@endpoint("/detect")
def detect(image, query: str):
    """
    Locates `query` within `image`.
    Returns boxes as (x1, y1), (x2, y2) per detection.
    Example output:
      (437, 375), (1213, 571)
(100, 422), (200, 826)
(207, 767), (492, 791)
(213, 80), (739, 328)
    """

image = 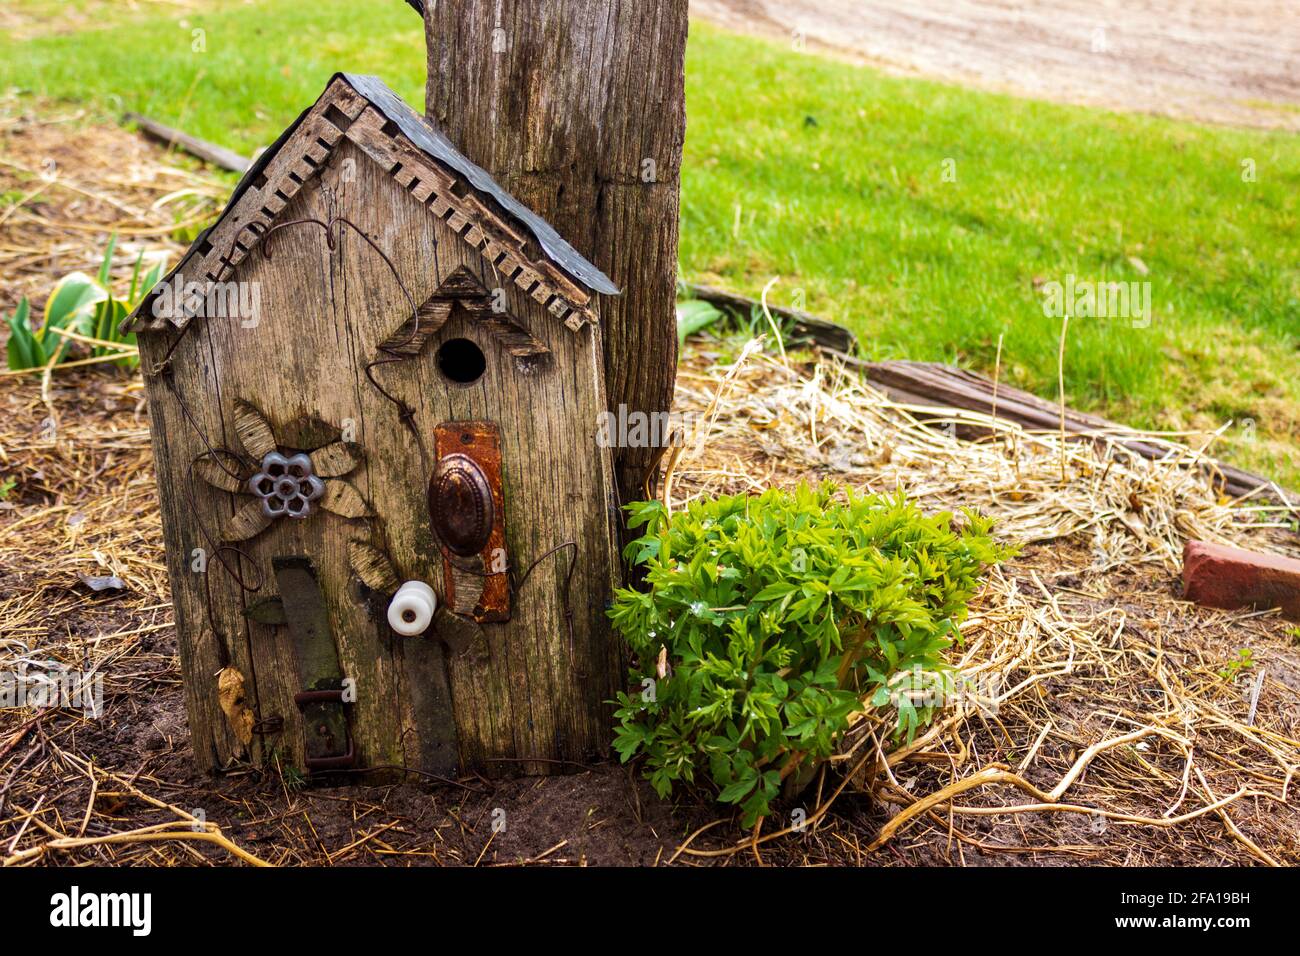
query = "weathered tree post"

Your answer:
(423, 0), (689, 509)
